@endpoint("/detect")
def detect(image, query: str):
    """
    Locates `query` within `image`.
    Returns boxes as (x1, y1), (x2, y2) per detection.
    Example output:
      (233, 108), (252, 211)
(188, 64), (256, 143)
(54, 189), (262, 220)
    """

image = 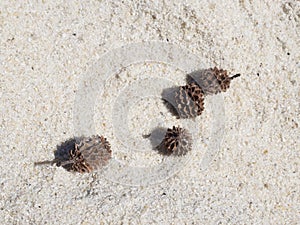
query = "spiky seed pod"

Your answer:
(157, 126), (192, 156)
(182, 83), (205, 116)
(59, 135), (112, 173)
(34, 135), (112, 173)
(188, 67), (240, 95)
(175, 83), (205, 118)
